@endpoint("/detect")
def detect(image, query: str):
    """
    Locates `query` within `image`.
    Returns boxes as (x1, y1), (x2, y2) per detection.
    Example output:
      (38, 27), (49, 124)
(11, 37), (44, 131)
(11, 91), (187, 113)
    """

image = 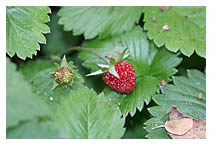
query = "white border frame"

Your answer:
(1, 0), (211, 145)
